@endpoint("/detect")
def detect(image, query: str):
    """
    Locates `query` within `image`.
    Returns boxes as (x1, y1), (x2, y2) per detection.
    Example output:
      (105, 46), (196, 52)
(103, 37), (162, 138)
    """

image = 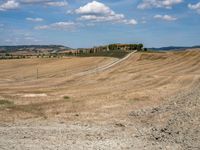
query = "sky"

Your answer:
(0, 0), (200, 48)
